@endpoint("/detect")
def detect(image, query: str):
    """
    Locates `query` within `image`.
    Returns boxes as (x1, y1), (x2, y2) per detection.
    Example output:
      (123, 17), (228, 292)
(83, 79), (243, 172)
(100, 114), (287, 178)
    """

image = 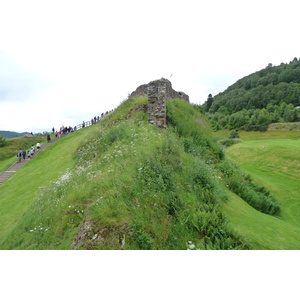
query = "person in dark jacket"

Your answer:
(17, 150), (22, 162)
